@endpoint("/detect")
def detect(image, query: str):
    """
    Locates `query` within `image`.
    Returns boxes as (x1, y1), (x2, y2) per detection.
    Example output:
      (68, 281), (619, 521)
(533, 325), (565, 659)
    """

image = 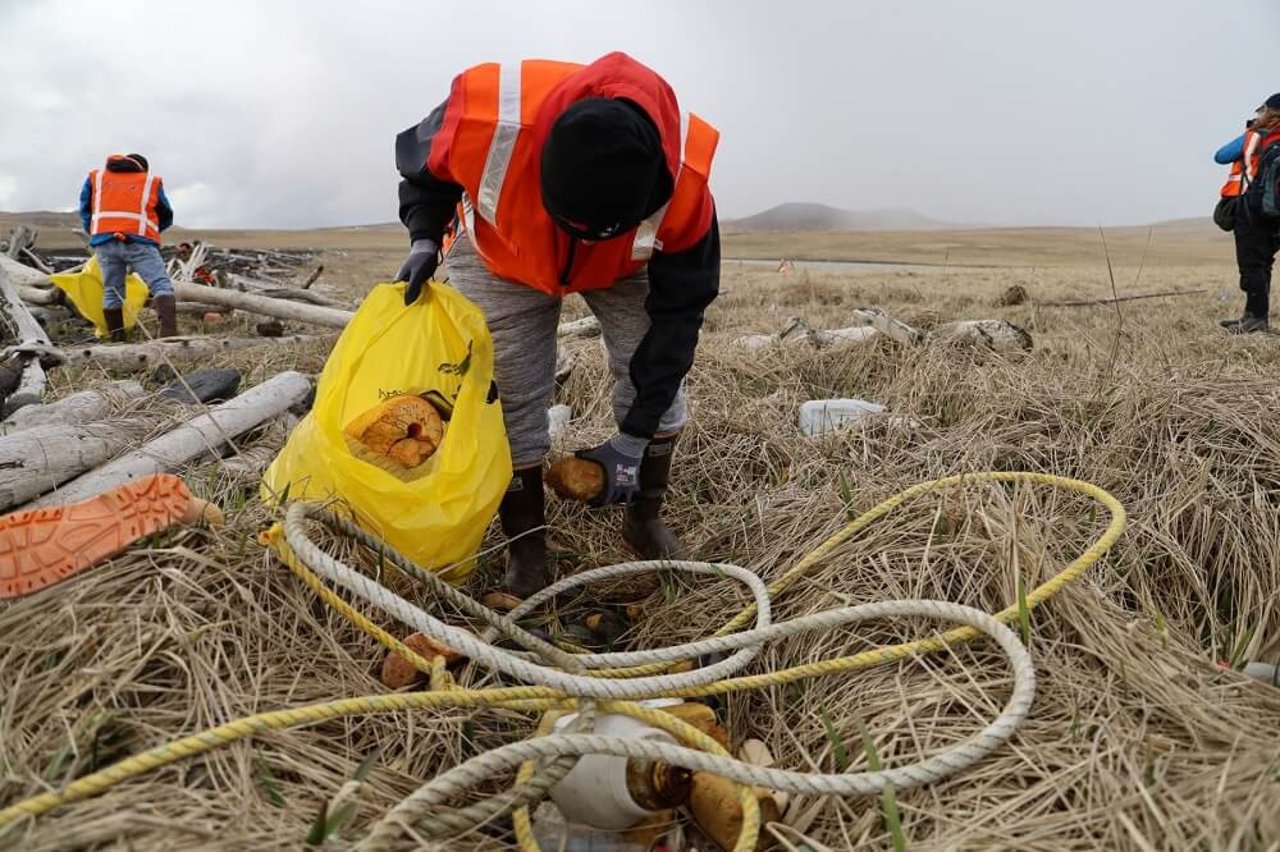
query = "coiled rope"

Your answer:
(0, 472), (1126, 852)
